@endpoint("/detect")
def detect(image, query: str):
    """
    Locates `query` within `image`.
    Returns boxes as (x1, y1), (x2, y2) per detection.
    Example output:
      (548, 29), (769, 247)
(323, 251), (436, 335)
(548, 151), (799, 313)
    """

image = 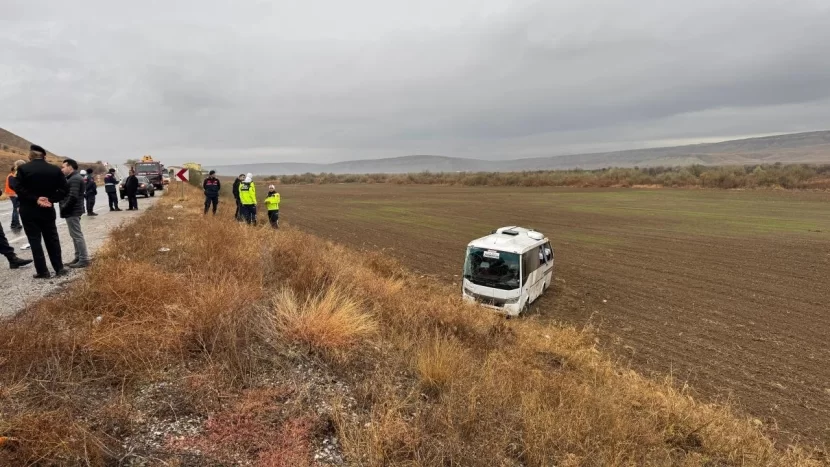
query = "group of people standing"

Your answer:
(103, 167), (142, 211)
(212, 172), (280, 228)
(0, 145), (93, 278)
